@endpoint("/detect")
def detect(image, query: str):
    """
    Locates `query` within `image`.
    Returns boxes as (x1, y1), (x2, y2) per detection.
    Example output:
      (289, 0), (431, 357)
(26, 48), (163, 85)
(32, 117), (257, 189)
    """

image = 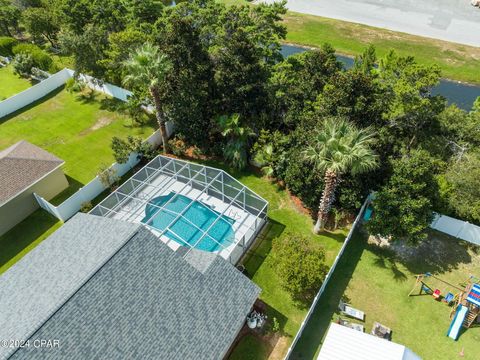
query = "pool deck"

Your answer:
(260, 0), (480, 47)
(109, 173), (259, 263)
